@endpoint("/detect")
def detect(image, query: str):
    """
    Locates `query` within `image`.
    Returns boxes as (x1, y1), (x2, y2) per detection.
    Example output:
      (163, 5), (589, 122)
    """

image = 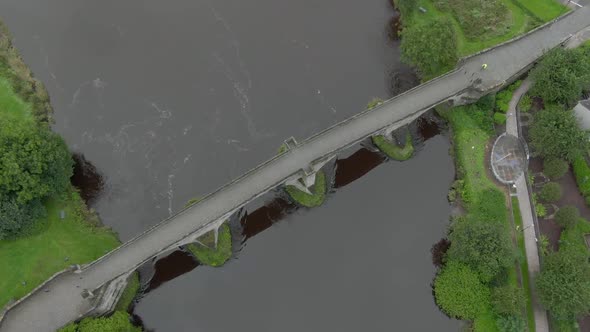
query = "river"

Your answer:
(0, 0), (459, 330)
